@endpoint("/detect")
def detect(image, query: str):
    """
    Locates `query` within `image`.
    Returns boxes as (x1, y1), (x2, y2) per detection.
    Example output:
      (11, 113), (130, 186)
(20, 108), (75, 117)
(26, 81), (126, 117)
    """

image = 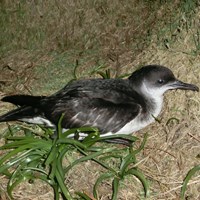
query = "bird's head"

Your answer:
(129, 65), (199, 98)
